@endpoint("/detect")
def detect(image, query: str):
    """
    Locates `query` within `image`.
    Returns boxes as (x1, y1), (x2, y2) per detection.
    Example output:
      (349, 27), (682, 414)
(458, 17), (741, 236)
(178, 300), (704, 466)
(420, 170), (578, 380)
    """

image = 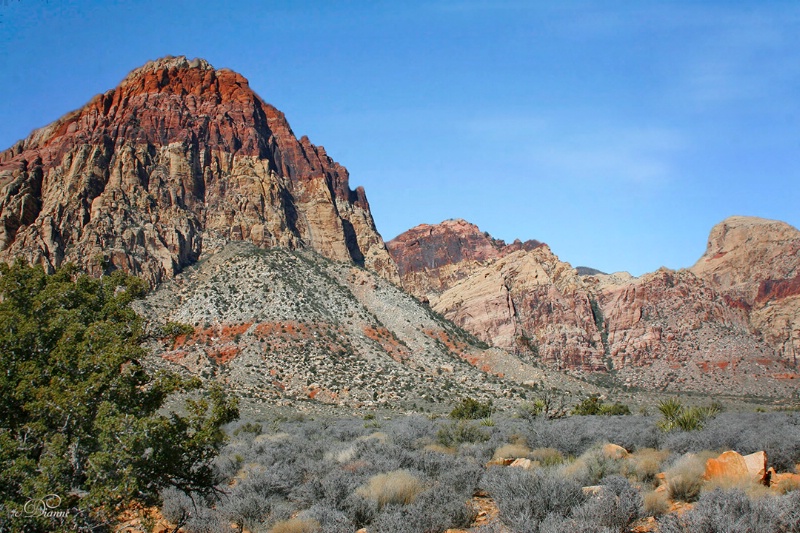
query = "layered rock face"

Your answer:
(389, 218), (798, 394)
(690, 216), (800, 365)
(0, 56), (397, 284)
(386, 219), (542, 299)
(388, 219), (606, 371)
